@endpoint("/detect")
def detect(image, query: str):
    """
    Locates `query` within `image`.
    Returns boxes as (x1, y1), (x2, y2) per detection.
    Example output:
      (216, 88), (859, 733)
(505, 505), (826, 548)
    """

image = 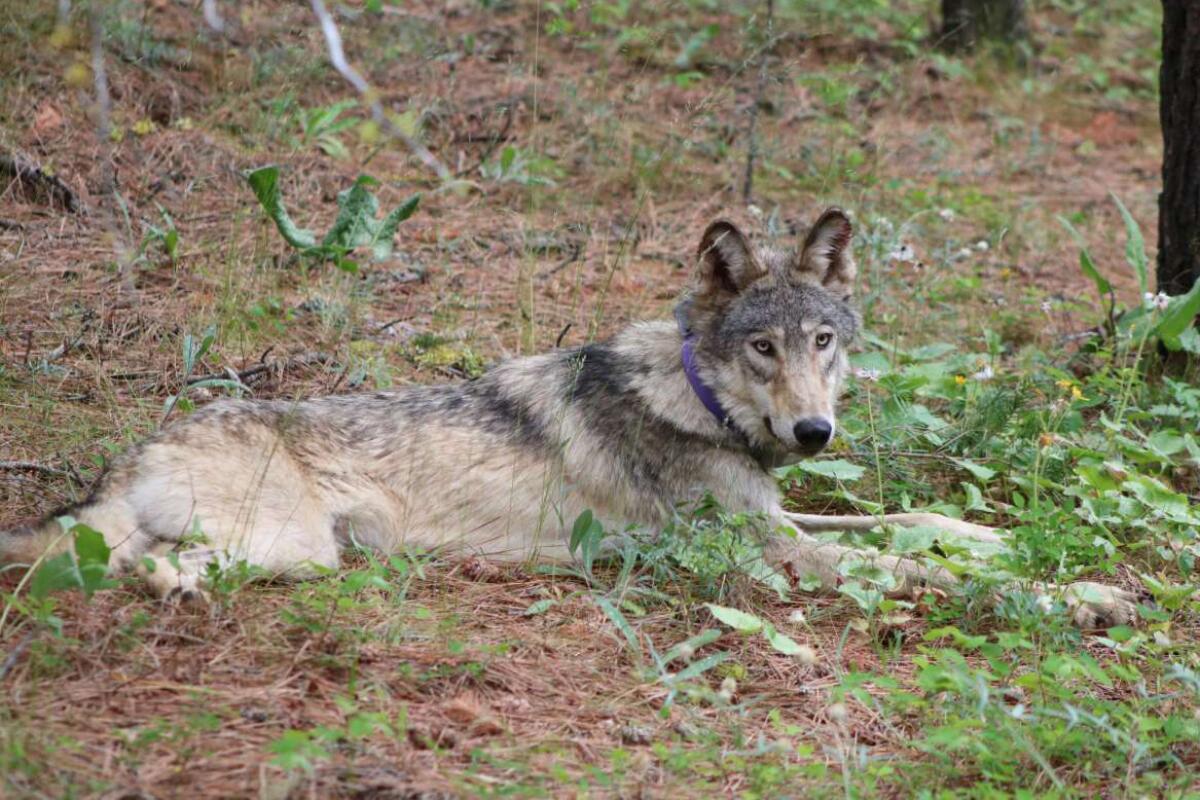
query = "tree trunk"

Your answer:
(940, 0), (1027, 52)
(1158, 1), (1200, 297)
